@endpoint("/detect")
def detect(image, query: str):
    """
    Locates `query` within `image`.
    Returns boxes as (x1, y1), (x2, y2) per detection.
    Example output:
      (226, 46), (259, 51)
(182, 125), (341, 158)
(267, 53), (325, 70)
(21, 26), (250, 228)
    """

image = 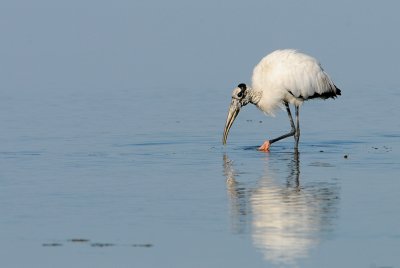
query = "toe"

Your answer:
(258, 140), (270, 151)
